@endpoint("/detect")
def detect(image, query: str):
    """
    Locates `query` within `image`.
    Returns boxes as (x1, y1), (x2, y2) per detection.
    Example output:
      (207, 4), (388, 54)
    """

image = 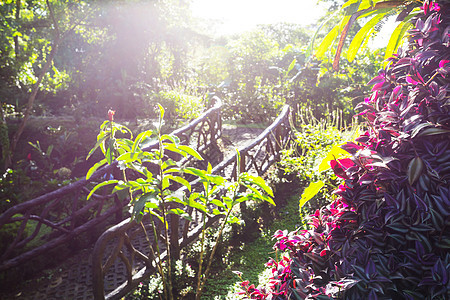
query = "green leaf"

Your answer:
(158, 103), (165, 121)
(145, 201), (159, 210)
(226, 215), (242, 225)
(86, 158), (107, 180)
(132, 194), (153, 219)
(247, 187), (275, 205)
(316, 23), (340, 59)
(300, 181), (324, 209)
(234, 196), (249, 204)
(168, 208), (193, 221)
(184, 167), (206, 178)
(86, 134), (109, 160)
(212, 208), (222, 215)
(140, 136), (158, 149)
(211, 199), (225, 208)
(111, 181), (129, 193)
(240, 173), (274, 197)
(287, 58), (297, 75)
(87, 179), (119, 200)
(105, 138), (116, 164)
(99, 120), (110, 130)
(133, 130), (153, 153)
(205, 174), (226, 186)
(318, 144), (351, 172)
(384, 20), (413, 61)
(161, 134), (180, 146)
(243, 183), (263, 199)
(223, 196), (233, 210)
(116, 139), (133, 153)
(114, 123), (133, 137)
(162, 177), (170, 190)
(141, 193), (159, 209)
(163, 166), (181, 174)
(347, 12), (386, 62)
(117, 152), (141, 163)
(165, 175), (191, 192)
(164, 144), (187, 157)
(187, 194), (208, 213)
(161, 159), (177, 171)
(407, 157), (424, 185)
(46, 144), (54, 157)
(177, 144), (203, 160)
(236, 150), (241, 177)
